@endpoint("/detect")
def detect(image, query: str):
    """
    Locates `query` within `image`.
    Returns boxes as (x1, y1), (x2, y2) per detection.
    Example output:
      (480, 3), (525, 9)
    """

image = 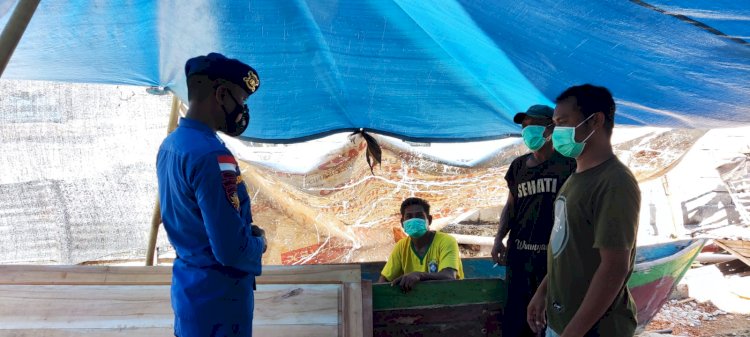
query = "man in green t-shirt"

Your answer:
(527, 84), (641, 337)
